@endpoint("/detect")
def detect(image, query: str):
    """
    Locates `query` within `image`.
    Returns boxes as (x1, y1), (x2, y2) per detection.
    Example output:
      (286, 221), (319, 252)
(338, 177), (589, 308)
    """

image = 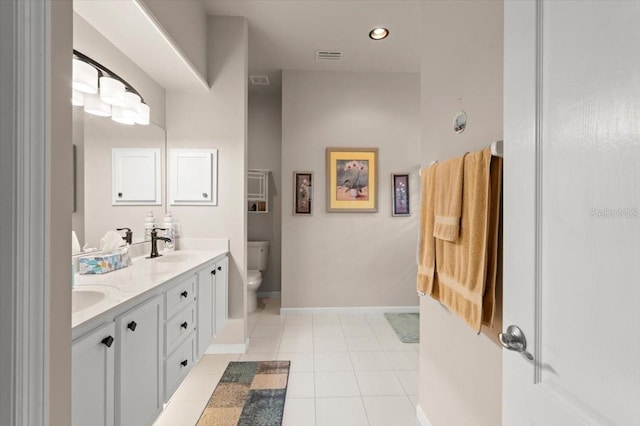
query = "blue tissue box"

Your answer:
(78, 253), (126, 275)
